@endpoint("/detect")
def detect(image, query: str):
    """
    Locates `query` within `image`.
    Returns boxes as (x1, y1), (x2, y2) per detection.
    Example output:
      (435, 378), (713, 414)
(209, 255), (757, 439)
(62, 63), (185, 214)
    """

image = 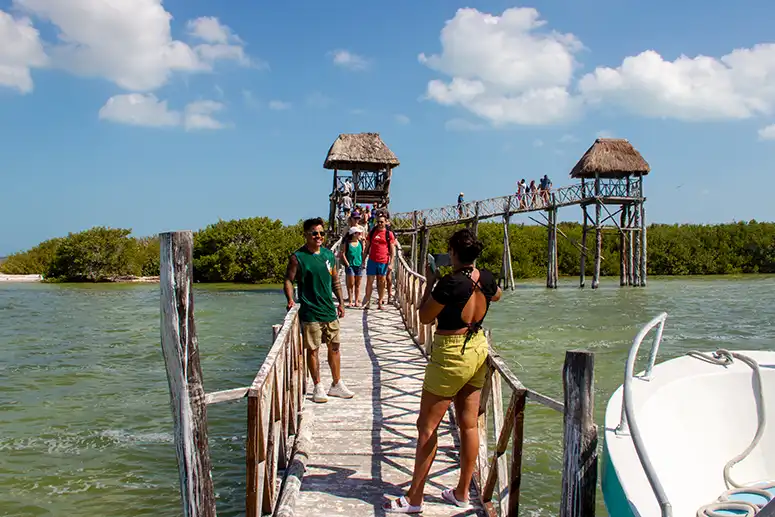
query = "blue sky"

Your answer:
(1, 0), (774, 255)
